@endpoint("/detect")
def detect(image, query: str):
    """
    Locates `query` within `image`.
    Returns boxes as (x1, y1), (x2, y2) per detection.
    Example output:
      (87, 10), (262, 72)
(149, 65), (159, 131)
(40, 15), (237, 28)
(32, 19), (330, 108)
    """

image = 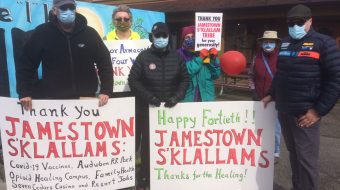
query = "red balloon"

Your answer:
(219, 51), (247, 75)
